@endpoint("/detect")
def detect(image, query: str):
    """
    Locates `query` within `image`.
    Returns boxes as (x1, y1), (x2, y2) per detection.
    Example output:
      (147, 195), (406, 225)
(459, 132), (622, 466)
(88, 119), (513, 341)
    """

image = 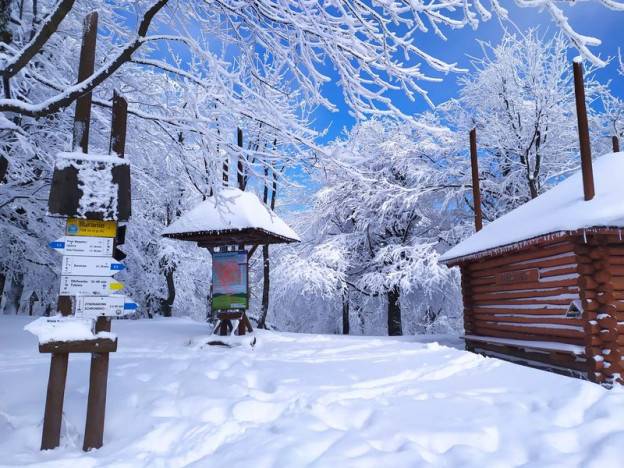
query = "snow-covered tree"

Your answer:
(443, 30), (611, 221)
(276, 118), (465, 336)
